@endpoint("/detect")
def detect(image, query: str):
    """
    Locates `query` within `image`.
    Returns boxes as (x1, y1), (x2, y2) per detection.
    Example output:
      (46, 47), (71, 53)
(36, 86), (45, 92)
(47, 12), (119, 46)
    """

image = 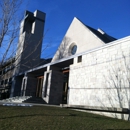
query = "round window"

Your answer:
(71, 45), (77, 55)
(68, 43), (77, 55)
